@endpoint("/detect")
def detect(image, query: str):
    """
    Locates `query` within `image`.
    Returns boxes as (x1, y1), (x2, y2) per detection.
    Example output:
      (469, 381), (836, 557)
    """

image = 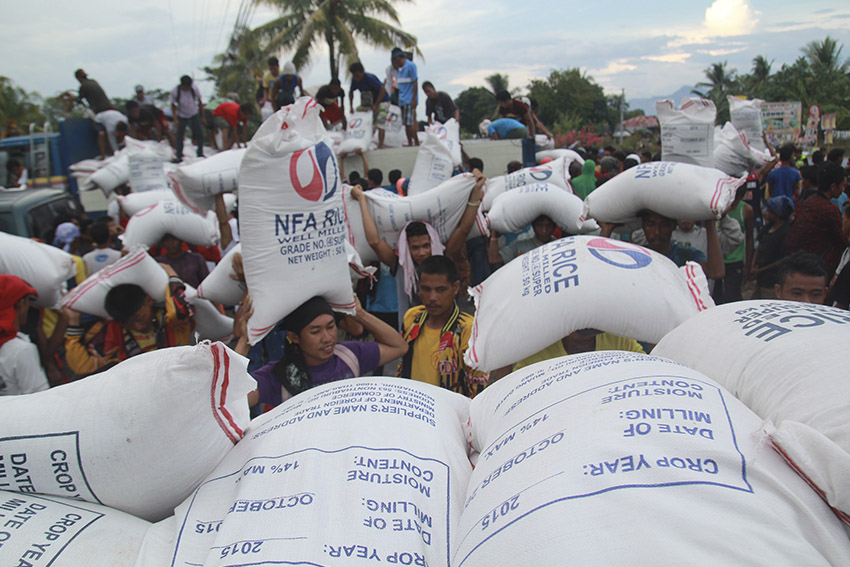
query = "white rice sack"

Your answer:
(713, 122), (770, 177)
(534, 134), (554, 150)
(653, 300), (850, 525)
(482, 156), (572, 211)
(184, 285), (234, 341)
(408, 129), (455, 195)
(196, 243), (245, 306)
(427, 118), (462, 166)
(536, 148), (584, 165)
(0, 232), (75, 309)
(381, 104), (406, 147)
(346, 239), (377, 281)
(657, 97), (716, 167)
(165, 378), (472, 567)
(88, 154), (130, 194)
(61, 246), (167, 318)
(457, 352), (850, 566)
(122, 200), (219, 248)
(132, 516), (176, 567)
(240, 97), (354, 344)
(583, 161), (745, 224)
(729, 95), (766, 151)
(168, 148), (246, 215)
(487, 183), (586, 234)
(336, 111), (373, 154)
(128, 147), (168, 193)
(466, 236), (713, 371)
(343, 174), (488, 265)
(0, 342), (255, 521)
(117, 189), (175, 217)
(0, 491), (151, 567)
